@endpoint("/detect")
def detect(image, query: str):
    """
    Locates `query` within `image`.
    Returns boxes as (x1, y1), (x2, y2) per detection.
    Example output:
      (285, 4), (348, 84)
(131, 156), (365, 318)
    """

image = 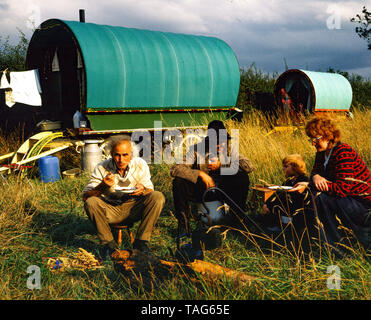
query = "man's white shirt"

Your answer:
(83, 157), (154, 204)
